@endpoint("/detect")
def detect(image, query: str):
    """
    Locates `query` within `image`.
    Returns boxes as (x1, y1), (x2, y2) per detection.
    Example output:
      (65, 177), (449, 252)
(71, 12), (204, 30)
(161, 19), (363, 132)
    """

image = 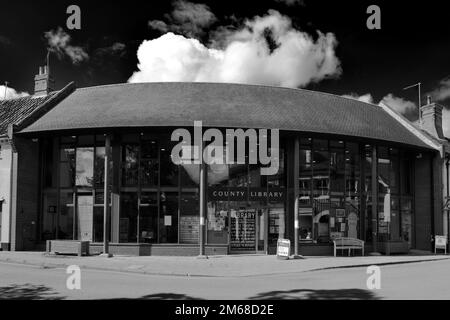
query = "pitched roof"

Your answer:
(0, 82), (75, 137)
(0, 93), (57, 136)
(19, 82), (433, 150)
